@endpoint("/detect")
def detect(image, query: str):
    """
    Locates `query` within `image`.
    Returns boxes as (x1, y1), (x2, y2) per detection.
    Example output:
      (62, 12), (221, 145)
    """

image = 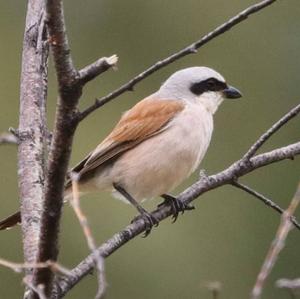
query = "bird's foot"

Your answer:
(132, 210), (159, 237)
(159, 194), (195, 223)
